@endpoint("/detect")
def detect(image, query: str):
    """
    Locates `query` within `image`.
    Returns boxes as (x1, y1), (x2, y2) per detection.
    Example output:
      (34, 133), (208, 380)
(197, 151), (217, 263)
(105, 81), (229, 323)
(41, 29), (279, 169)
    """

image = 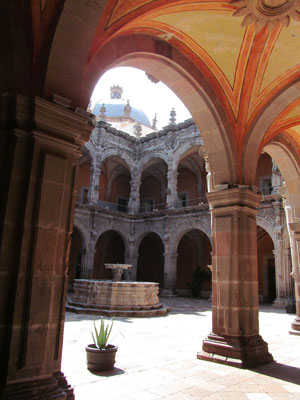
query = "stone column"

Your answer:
(82, 239), (96, 279)
(162, 252), (178, 296)
(272, 243), (289, 307)
(89, 160), (101, 204)
(289, 221), (300, 335)
(271, 161), (283, 194)
(128, 168), (141, 213)
(125, 248), (138, 281)
(0, 94), (92, 398)
(198, 187), (273, 368)
(166, 162), (178, 208)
